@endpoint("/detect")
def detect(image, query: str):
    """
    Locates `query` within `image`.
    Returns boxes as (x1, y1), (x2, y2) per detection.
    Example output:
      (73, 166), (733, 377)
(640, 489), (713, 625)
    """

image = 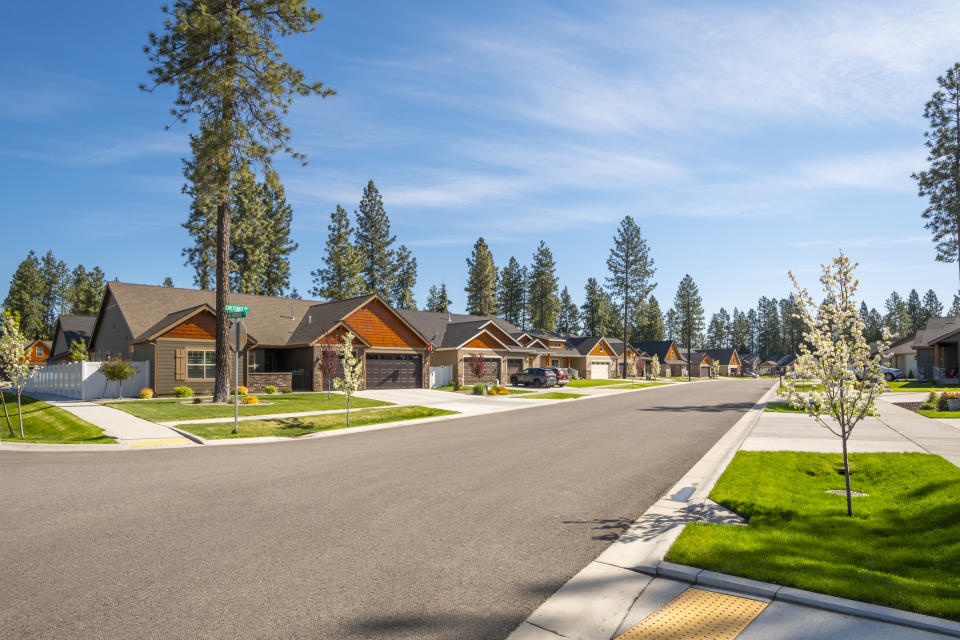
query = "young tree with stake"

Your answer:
(650, 354), (661, 380)
(333, 333), (363, 427)
(782, 254), (890, 517)
(0, 311), (39, 438)
(143, 1), (333, 402)
(99, 360), (141, 399)
(317, 342), (338, 399)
